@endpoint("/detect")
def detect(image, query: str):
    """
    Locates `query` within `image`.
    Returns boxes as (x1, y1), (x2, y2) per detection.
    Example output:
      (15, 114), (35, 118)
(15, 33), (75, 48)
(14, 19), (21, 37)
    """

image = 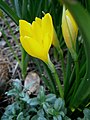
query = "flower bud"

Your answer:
(62, 6), (78, 57)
